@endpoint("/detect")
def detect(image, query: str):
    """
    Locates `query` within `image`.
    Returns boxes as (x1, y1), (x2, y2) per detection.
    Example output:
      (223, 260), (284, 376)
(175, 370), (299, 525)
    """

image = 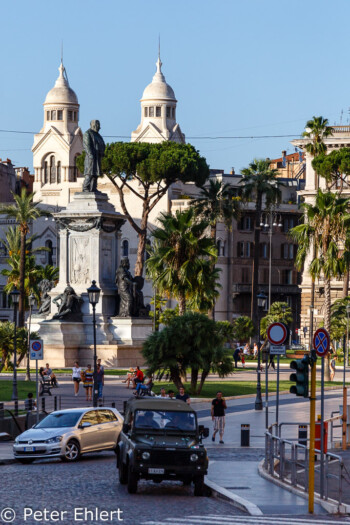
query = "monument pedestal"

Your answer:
(36, 191), (152, 367)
